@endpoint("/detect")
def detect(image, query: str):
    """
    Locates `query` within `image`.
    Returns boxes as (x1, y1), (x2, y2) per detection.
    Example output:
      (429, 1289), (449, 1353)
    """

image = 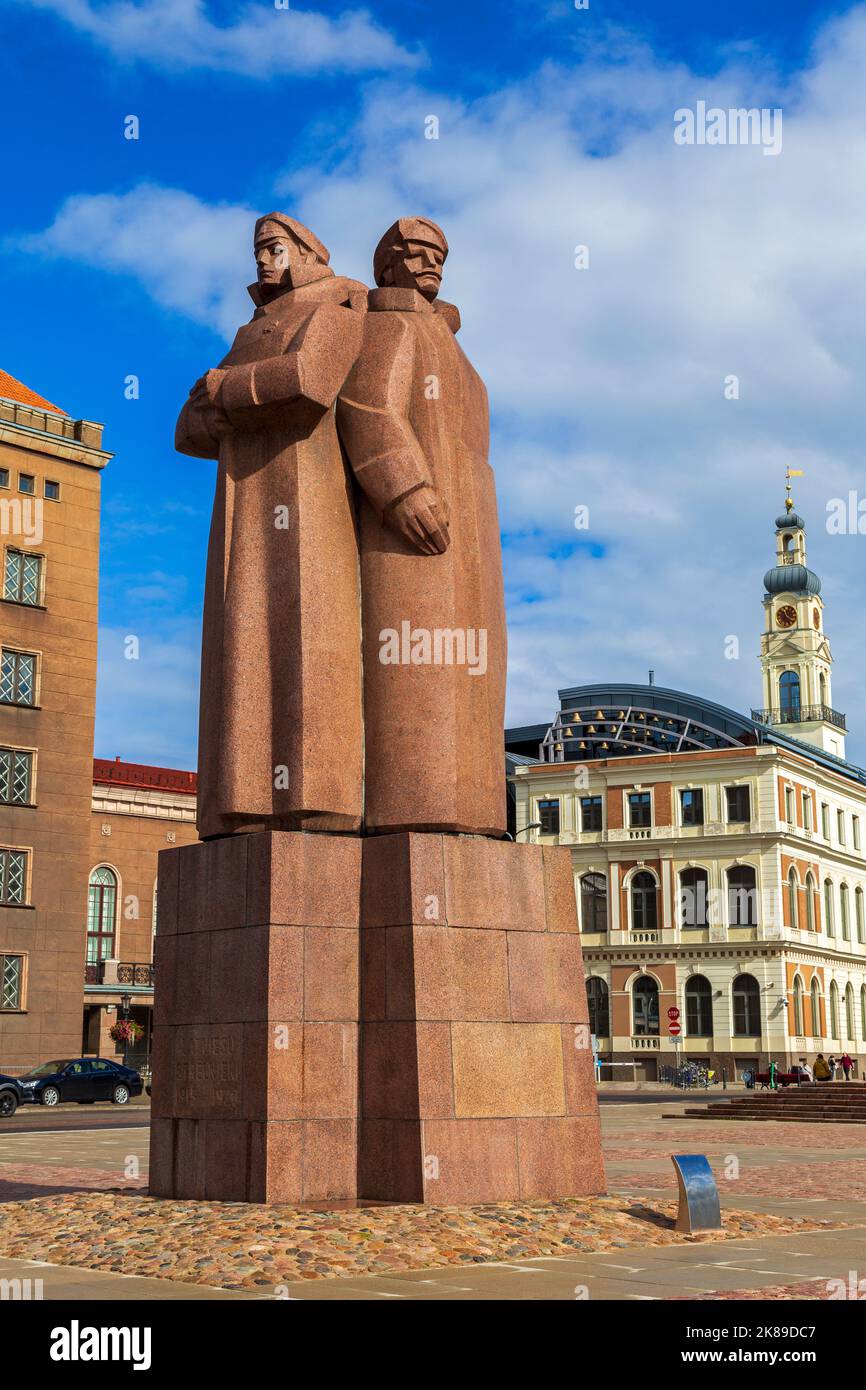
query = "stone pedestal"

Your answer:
(358, 833), (604, 1203)
(149, 831), (362, 1203)
(150, 830), (604, 1205)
